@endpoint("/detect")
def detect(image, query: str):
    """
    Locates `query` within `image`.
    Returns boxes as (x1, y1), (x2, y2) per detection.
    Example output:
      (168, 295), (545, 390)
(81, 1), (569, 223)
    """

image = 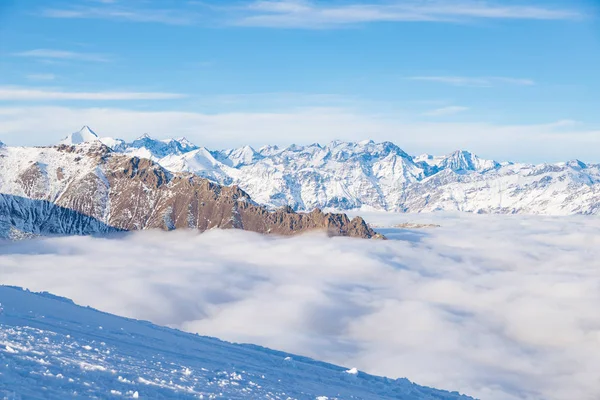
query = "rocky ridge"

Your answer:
(0, 141), (380, 239)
